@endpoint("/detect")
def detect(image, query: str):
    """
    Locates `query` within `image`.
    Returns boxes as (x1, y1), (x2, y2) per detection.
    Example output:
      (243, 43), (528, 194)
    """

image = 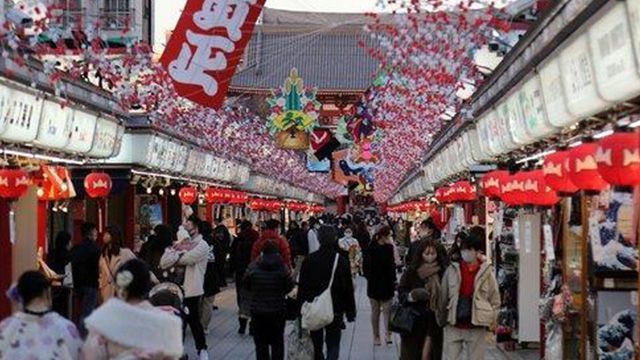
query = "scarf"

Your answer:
(417, 262), (441, 311)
